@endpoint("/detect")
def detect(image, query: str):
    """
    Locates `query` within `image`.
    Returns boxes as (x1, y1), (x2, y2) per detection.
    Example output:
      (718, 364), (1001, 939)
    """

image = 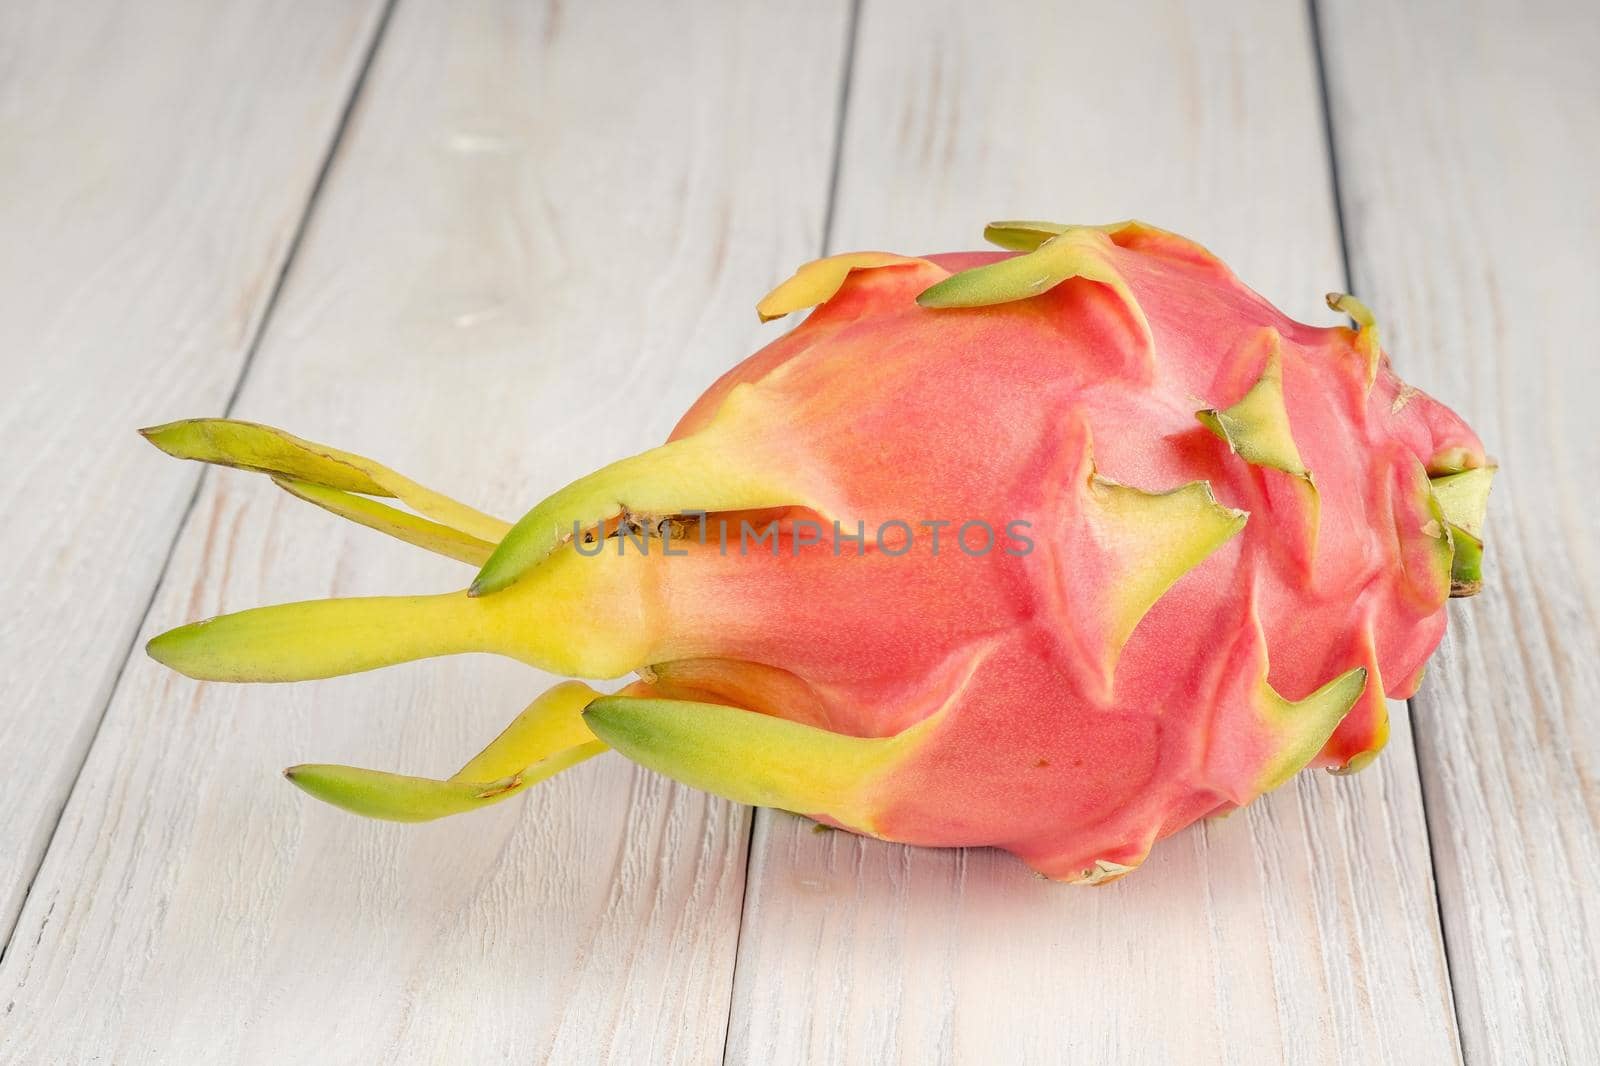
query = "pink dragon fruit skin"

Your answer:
(142, 220), (1491, 883)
